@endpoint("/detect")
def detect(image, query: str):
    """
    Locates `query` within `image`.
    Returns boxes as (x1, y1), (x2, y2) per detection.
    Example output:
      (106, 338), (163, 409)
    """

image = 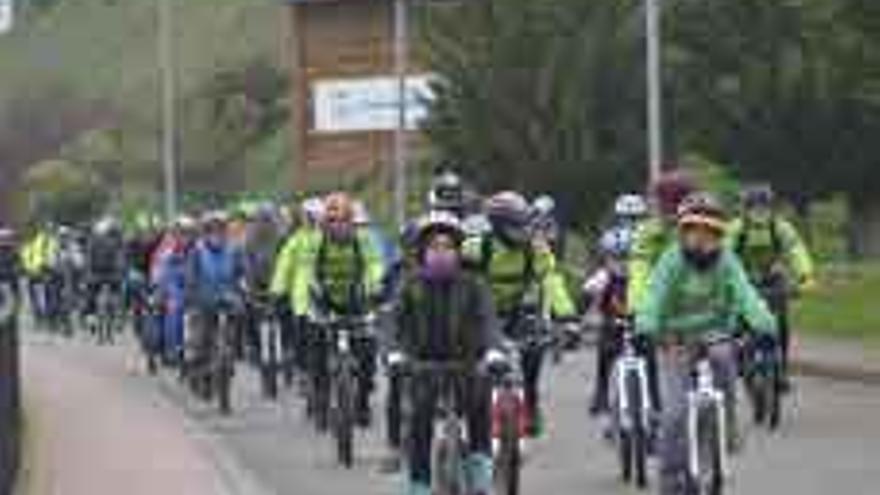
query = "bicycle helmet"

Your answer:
(428, 170), (465, 213)
(532, 195), (556, 217)
(677, 192), (727, 234)
(652, 170), (696, 217)
(613, 193), (648, 219)
(300, 197), (325, 225)
(485, 191), (531, 227)
(598, 227), (632, 258)
(741, 184), (775, 209)
(414, 210), (465, 248)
